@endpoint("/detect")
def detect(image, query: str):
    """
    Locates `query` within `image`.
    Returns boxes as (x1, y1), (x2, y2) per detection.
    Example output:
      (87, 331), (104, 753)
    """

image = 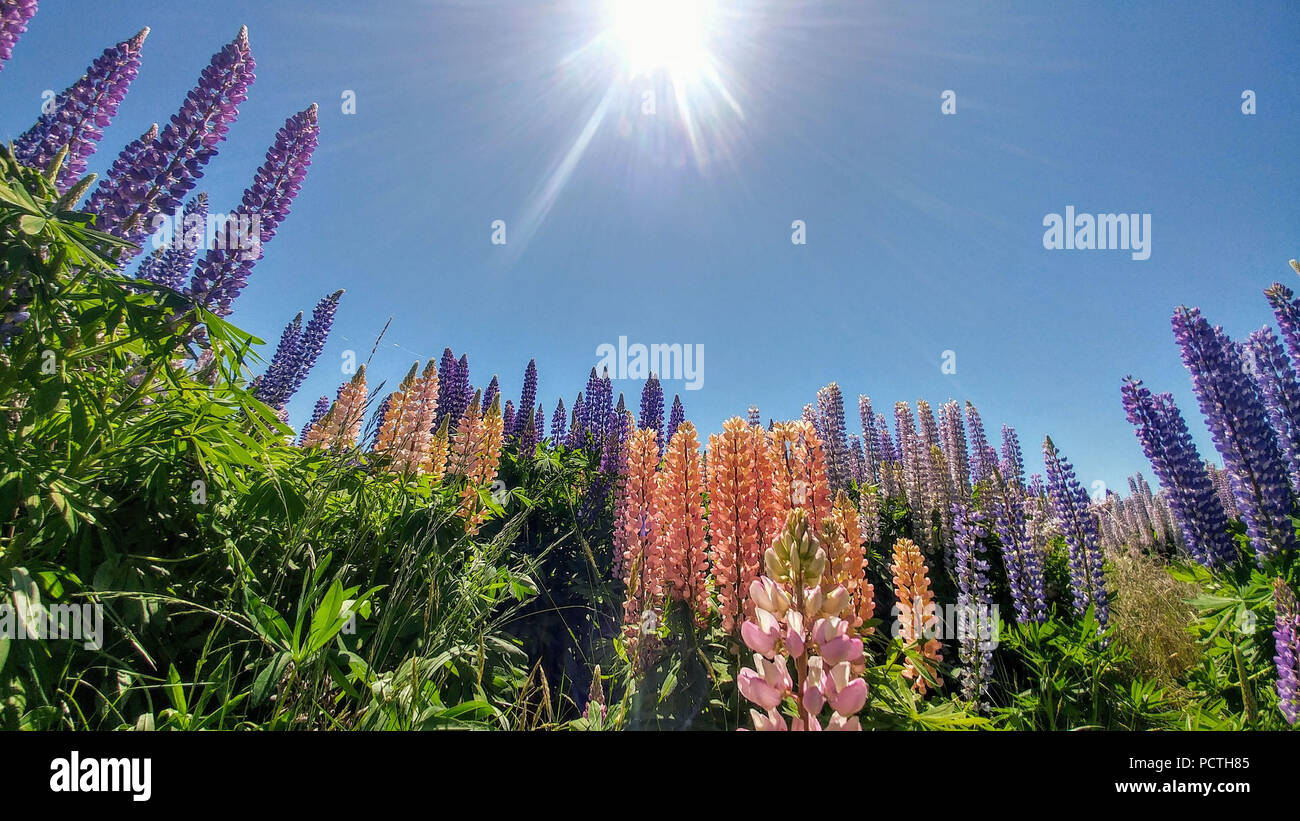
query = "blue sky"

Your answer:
(2, 0), (1298, 492)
